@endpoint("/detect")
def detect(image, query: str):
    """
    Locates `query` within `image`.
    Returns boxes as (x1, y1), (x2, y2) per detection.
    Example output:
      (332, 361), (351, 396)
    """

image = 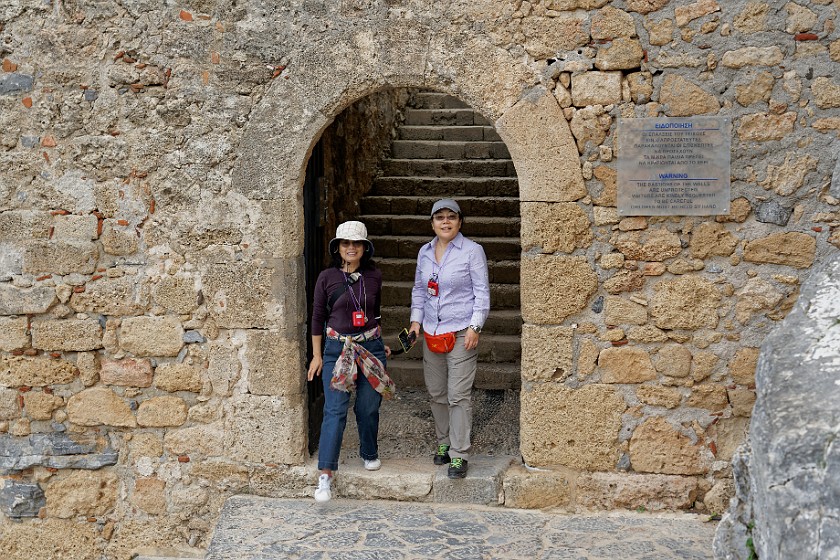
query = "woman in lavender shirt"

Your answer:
(408, 199), (491, 479)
